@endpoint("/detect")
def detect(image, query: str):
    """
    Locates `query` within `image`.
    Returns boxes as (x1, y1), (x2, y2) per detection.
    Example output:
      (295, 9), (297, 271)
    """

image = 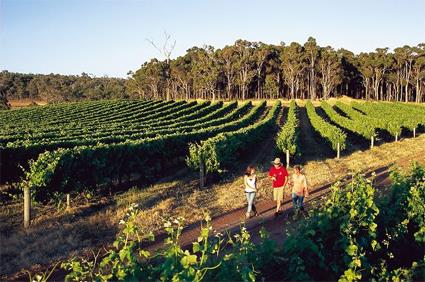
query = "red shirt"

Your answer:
(269, 166), (288, 188)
